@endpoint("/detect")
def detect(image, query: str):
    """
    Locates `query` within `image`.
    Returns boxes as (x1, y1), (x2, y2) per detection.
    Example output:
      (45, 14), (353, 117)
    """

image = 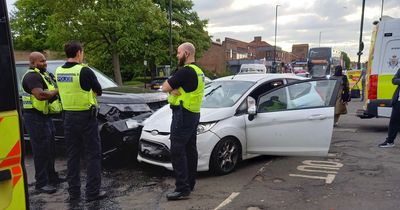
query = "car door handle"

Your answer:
(308, 114), (327, 120)
(0, 169), (12, 182)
